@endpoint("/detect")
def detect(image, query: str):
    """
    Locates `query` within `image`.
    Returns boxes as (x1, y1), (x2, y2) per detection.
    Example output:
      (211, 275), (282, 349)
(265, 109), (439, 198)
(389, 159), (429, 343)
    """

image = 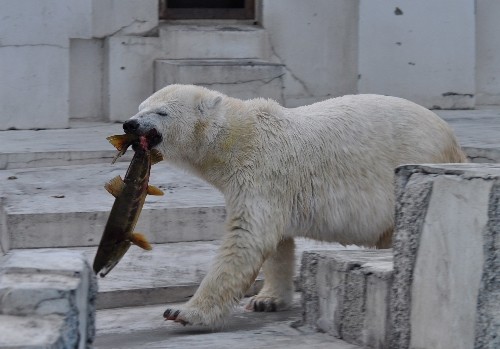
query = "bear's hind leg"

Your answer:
(246, 237), (295, 312)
